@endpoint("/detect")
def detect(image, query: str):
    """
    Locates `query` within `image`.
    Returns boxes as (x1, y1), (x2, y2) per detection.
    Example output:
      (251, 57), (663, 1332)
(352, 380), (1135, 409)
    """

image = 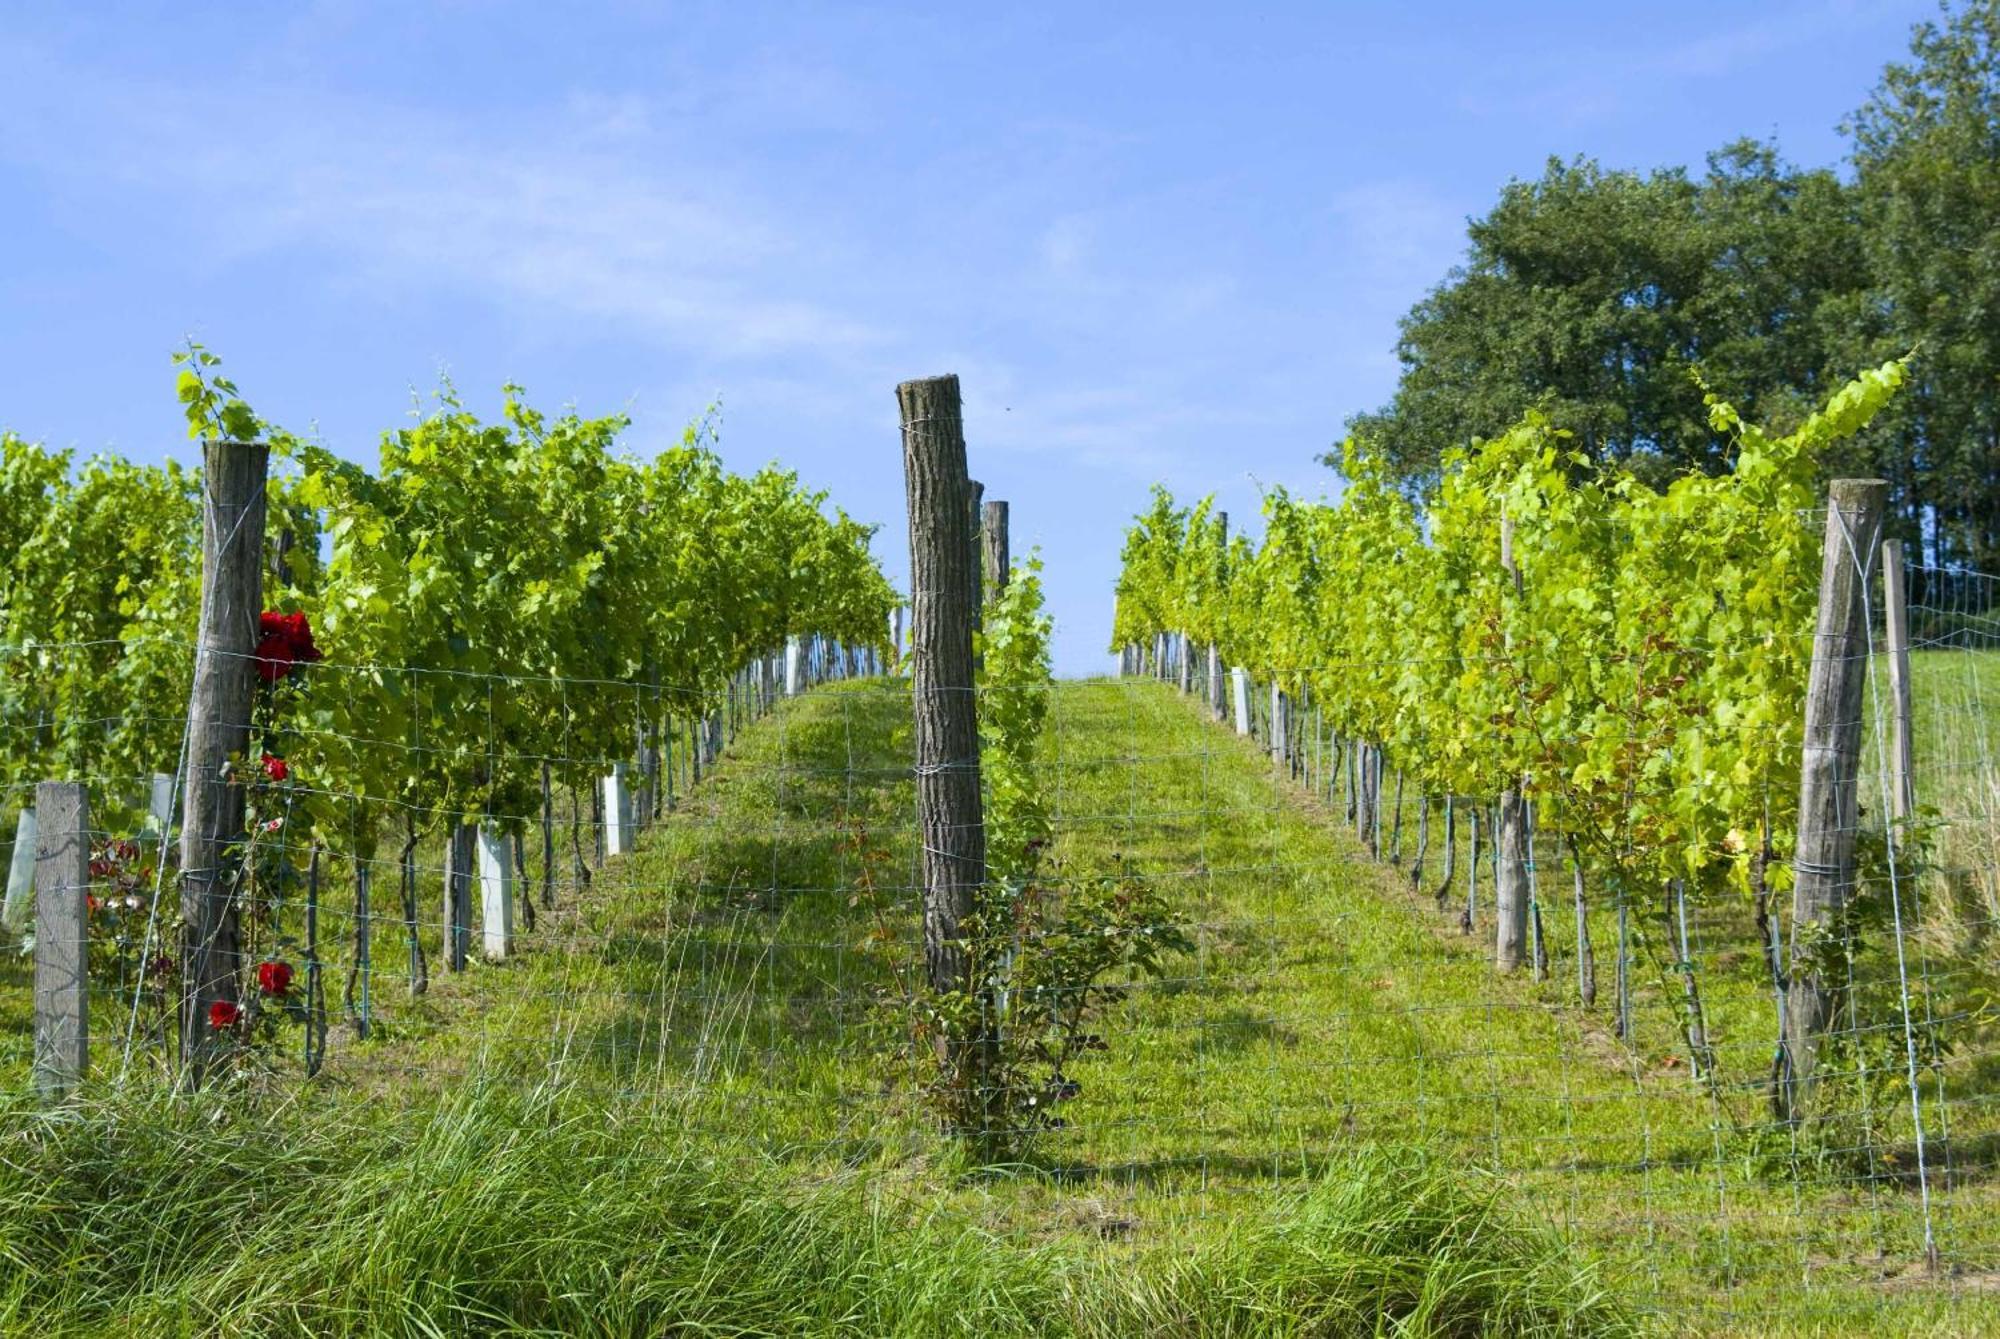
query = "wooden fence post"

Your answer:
(1780, 478), (1889, 1123)
(32, 780), (87, 1098)
(1231, 667), (1251, 736)
(897, 373), (986, 1001)
(442, 821), (474, 973)
(1495, 512), (1530, 973)
(179, 436), (269, 1080)
(603, 762), (633, 855)
(1883, 540), (1916, 821)
(982, 499), (1010, 599)
(785, 636), (803, 696)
